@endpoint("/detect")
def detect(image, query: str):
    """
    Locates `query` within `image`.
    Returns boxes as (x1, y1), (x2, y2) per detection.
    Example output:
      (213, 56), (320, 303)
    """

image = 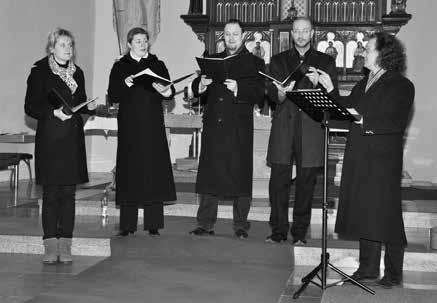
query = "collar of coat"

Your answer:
(121, 52), (159, 64)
